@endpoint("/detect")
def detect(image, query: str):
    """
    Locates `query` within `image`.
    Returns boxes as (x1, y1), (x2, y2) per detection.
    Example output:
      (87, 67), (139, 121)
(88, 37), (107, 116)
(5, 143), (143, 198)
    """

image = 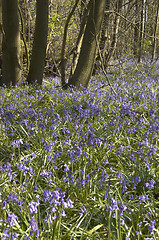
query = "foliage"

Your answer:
(0, 60), (159, 239)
